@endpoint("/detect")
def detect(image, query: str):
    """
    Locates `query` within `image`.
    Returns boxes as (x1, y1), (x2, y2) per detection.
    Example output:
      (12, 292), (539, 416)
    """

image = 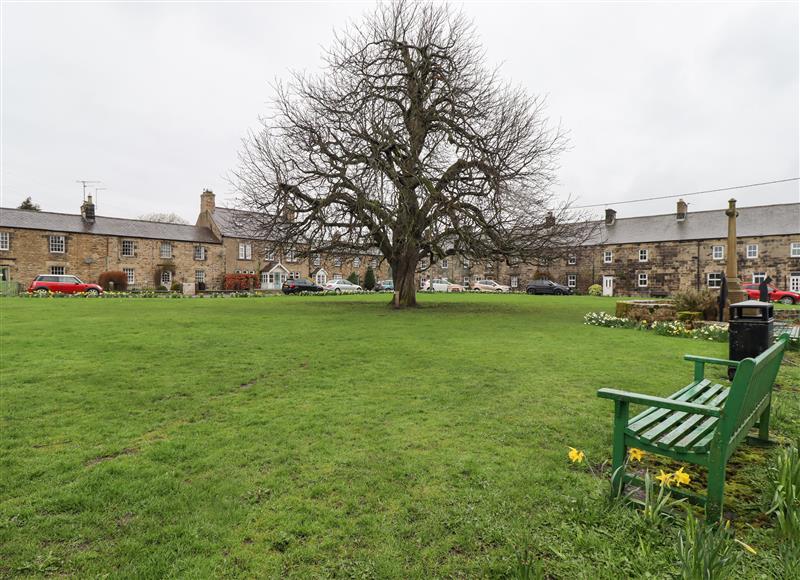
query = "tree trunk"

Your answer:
(391, 252), (418, 308)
